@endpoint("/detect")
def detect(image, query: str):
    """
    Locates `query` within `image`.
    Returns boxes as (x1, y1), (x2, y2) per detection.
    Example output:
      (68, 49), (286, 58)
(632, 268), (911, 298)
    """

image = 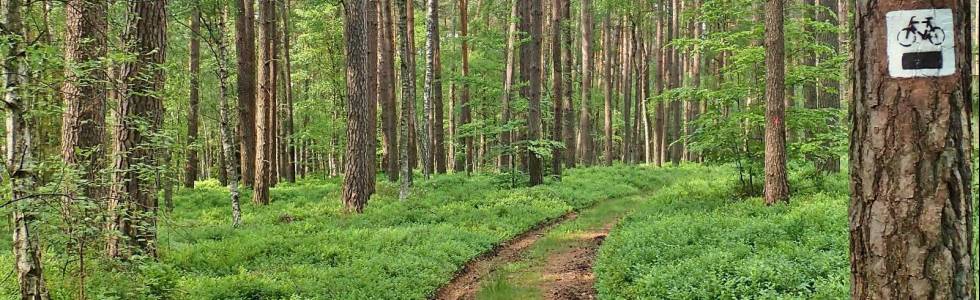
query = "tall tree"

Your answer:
(815, 0), (839, 172)
(379, 0), (399, 181)
(62, 0), (108, 201)
(253, 0), (275, 205)
(364, 0), (379, 188)
(652, 3), (665, 166)
(235, 0), (257, 186)
(602, 15), (614, 166)
(4, 0), (50, 296)
(342, 0), (375, 212)
(185, 4), (202, 188)
(518, 0), (543, 185)
(279, 0), (297, 182)
(432, 4), (447, 175)
(578, 0), (594, 165)
(208, 5), (243, 226)
(850, 1), (974, 298)
(499, 0), (518, 170)
(621, 21), (633, 164)
(423, 0), (442, 178)
(560, 0), (575, 168)
(107, 0), (168, 258)
(549, 0), (564, 176)
(397, 0), (417, 199)
(458, 0), (473, 173)
(762, 0), (789, 205)
(668, 0), (682, 165)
